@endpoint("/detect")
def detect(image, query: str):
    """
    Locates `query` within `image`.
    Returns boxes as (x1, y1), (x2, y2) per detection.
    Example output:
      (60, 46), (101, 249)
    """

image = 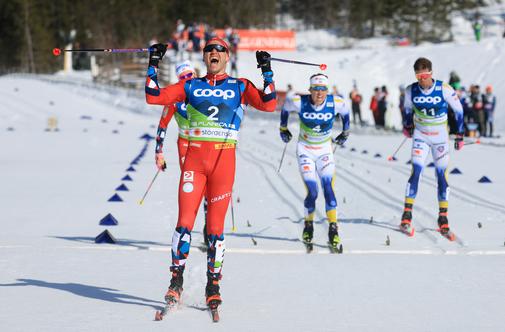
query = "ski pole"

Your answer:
(277, 143), (288, 173)
(52, 46), (165, 57)
(138, 169), (161, 205)
(387, 136), (408, 161)
(230, 196), (237, 232)
(269, 57), (327, 71)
